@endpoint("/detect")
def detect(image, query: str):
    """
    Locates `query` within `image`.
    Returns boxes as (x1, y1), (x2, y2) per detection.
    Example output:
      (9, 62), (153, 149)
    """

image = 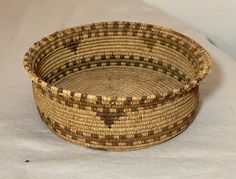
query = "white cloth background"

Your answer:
(0, 0), (236, 178)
